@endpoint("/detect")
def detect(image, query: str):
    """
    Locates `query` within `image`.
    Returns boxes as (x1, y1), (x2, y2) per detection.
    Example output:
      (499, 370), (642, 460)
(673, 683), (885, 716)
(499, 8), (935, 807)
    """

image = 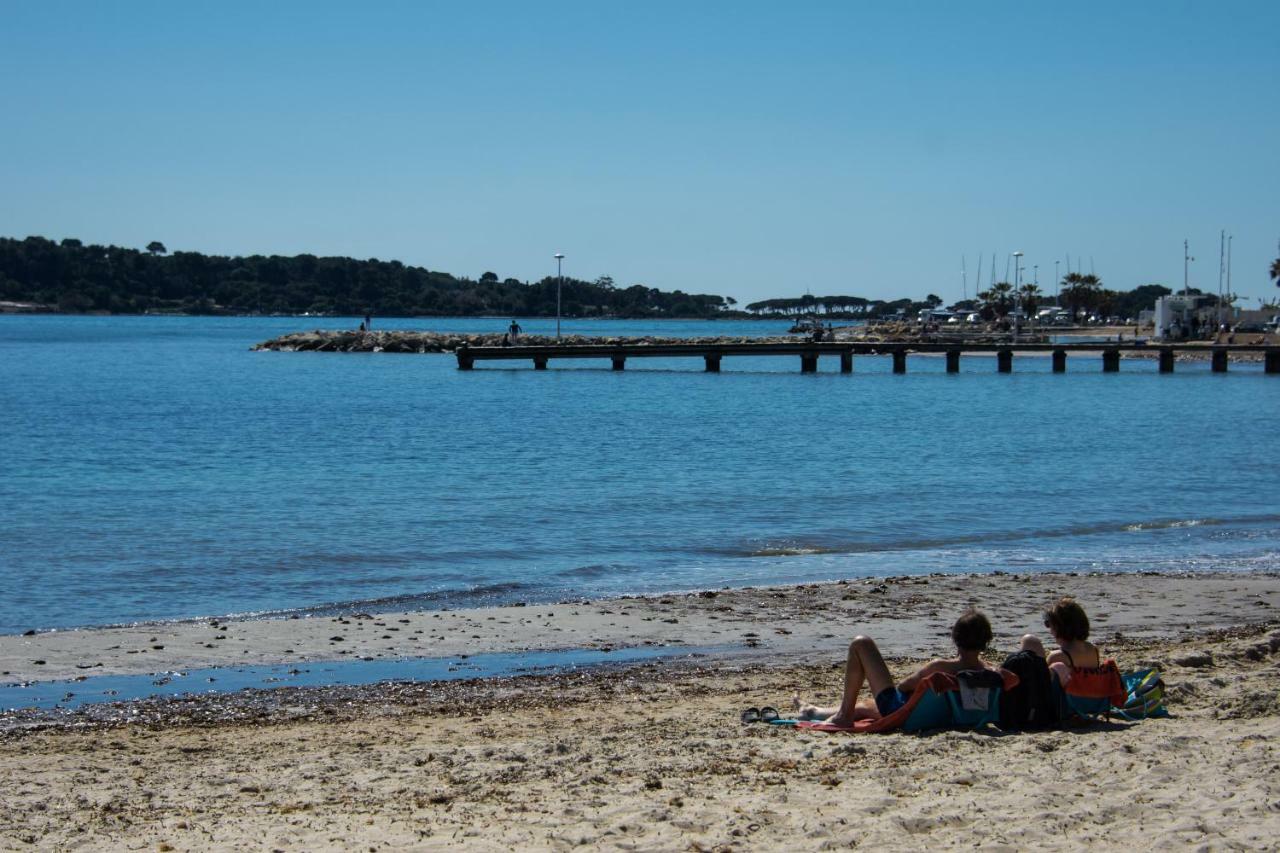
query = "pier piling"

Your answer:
(1051, 349), (1067, 373)
(800, 353), (818, 373)
(1102, 348), (1121, 373)
(534, 356), (548, 370)
(704, 354), (722, 373)
(997, 349), (1012, 373)
(945, 349), (960, 373)
(840, 351), (853, 373)
(1212, 348), (1229, 373)
(1159, 348), (1175, 373)
(1267, 351), (1280, 374)
(892, 350), (907, 374)
(611, 356), (626, 371)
